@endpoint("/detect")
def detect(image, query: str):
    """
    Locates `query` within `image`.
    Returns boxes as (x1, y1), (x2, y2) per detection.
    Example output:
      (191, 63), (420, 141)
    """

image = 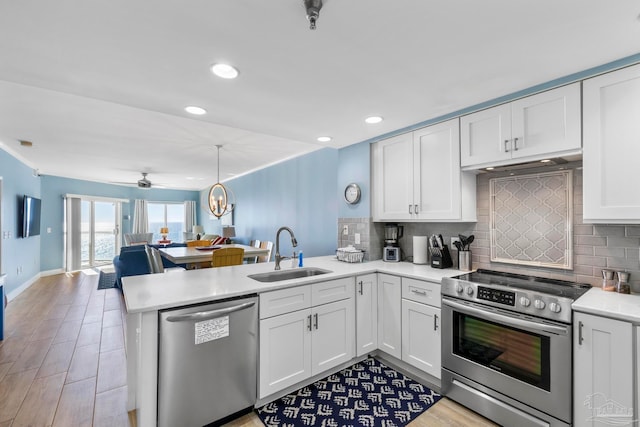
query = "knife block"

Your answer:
(430, 245), (453, 269)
